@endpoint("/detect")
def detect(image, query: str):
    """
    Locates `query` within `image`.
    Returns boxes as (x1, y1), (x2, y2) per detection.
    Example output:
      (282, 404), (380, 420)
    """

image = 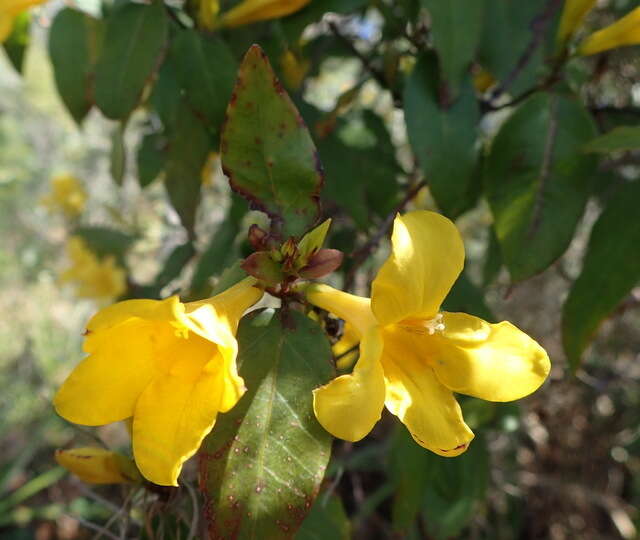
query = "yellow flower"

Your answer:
(197, 0), (220, 30)
(201, 152), (219, 186)
(557, 0), (596, 45)
(61, 237), (127, 301)
(306, 211), (550, 456)
(472, 67), (496, 94)
(578, 6), (640, 56)
(40, 174), (87, 219)
(54, 278), (263, 486)
(55, 447), (141, 484)
(0, 0), (45, 43)
(218, 0), (310, 28)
